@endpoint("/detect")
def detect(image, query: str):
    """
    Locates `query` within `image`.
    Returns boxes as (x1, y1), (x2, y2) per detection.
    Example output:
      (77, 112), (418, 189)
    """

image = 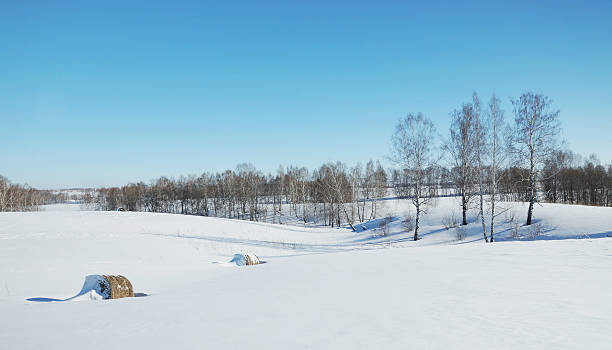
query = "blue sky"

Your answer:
(1, 1), (611, 188)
